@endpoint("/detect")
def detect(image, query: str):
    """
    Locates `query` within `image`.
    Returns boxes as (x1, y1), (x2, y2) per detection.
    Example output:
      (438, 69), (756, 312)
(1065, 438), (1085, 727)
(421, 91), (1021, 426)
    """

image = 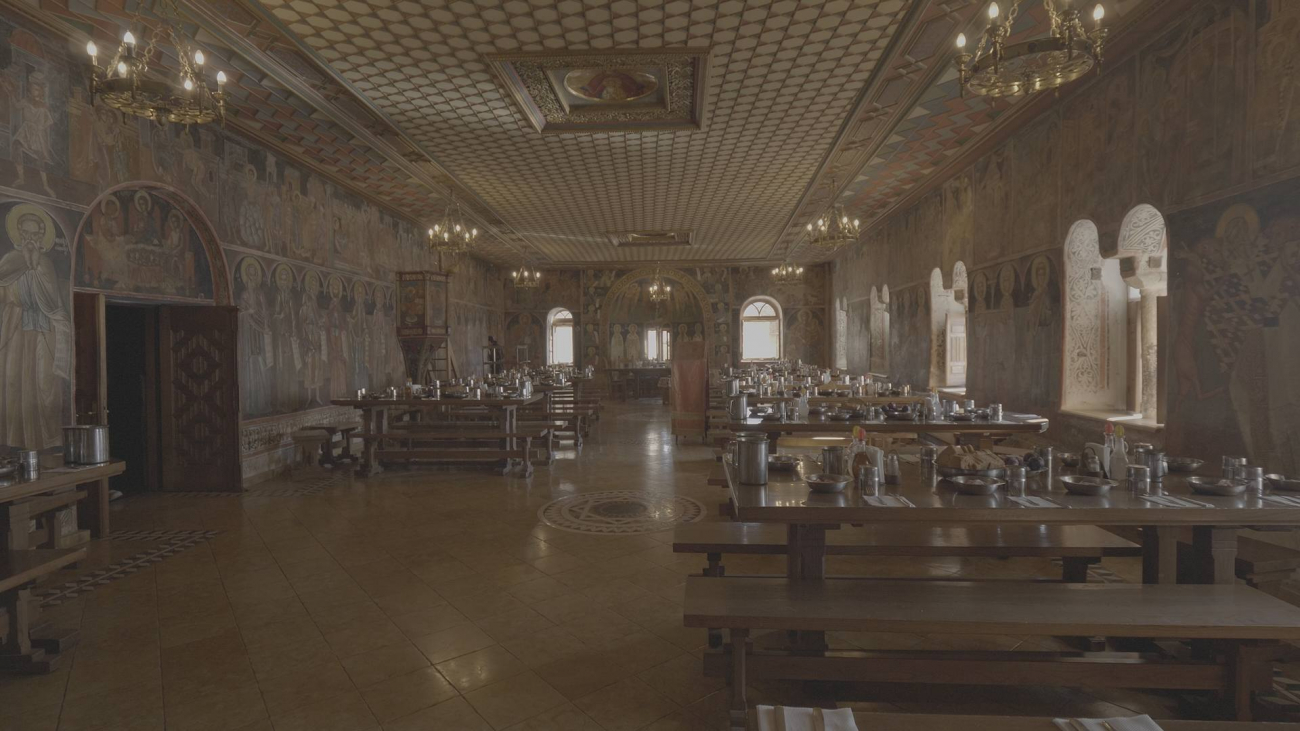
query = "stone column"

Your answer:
(1124, 263), (1167, 421)
(1138, 287), (1160, 419)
